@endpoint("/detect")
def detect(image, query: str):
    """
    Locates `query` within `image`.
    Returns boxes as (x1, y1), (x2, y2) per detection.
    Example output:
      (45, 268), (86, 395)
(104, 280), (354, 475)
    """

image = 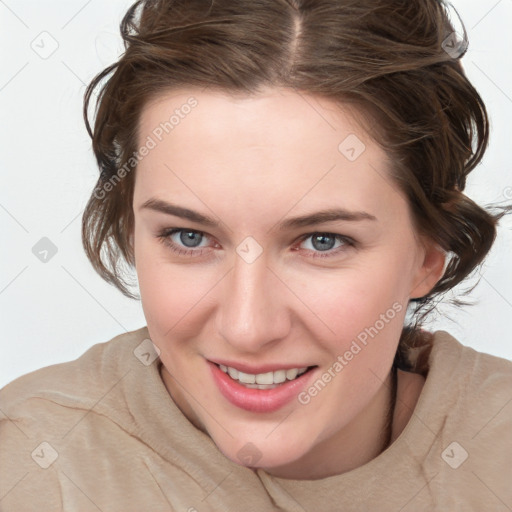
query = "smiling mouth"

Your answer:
(214, 363), (317, 390)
